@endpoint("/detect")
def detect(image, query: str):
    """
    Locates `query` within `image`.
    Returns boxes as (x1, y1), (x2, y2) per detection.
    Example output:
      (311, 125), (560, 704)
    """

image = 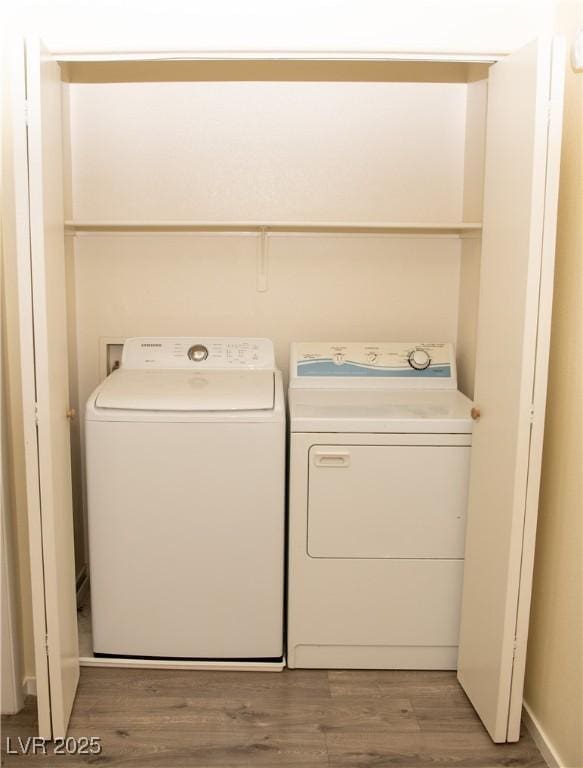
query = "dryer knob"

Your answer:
(188, 344), (209, 362)
(408, 348), (431, 370)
